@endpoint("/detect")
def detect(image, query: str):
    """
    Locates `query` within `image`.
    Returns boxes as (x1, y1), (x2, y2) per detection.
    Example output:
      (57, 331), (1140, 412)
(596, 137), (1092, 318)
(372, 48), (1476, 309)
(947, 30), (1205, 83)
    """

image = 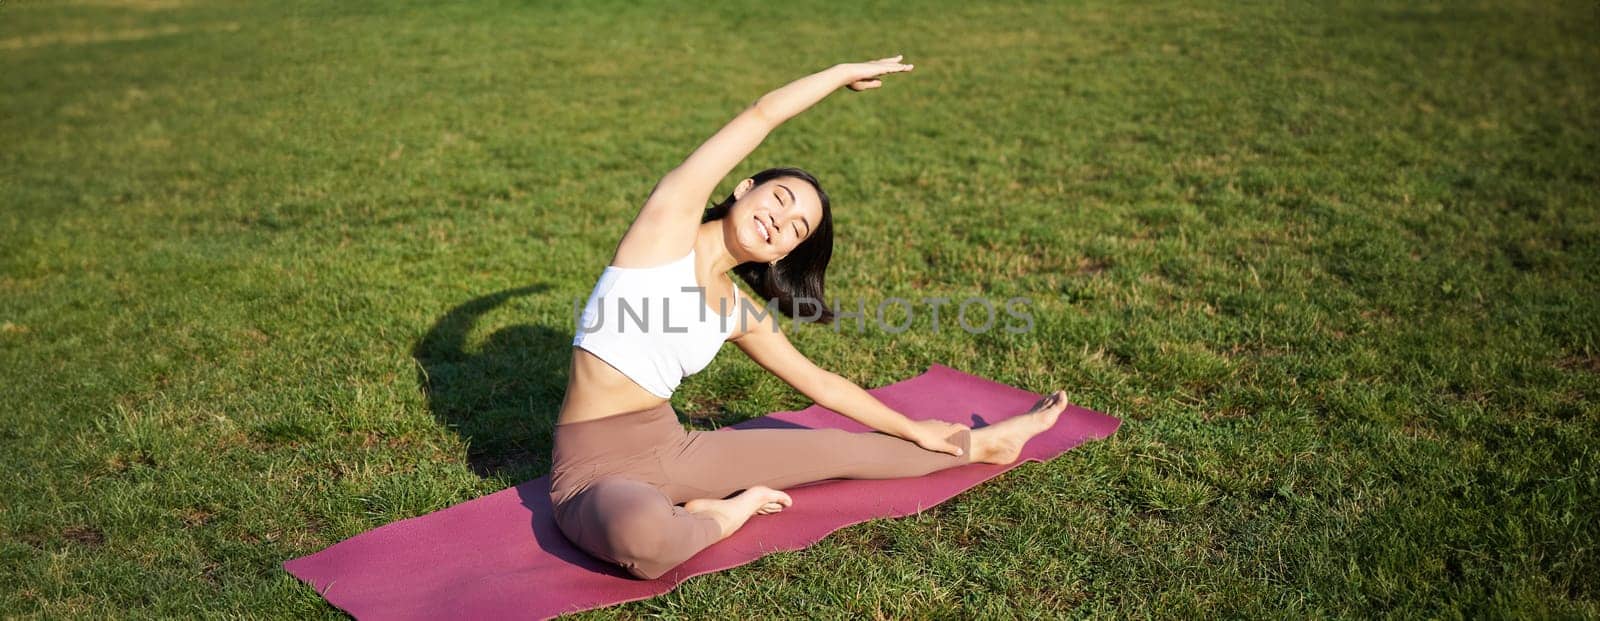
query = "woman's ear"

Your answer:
(732, 178), (755, 200)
